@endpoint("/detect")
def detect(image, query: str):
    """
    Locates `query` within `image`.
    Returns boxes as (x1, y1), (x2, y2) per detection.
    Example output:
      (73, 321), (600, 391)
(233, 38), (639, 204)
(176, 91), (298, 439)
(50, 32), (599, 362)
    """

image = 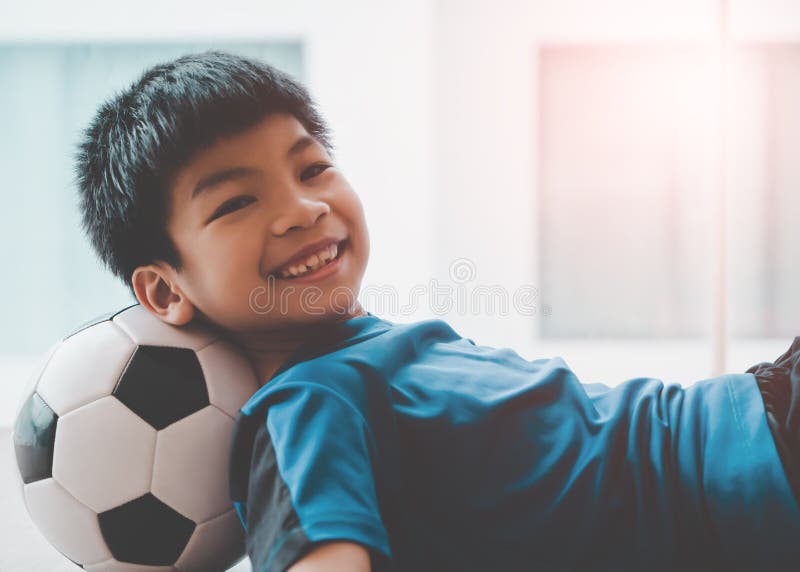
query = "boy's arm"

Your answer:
(230, 382), (392, 571)
(287, 541), (371, 572)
